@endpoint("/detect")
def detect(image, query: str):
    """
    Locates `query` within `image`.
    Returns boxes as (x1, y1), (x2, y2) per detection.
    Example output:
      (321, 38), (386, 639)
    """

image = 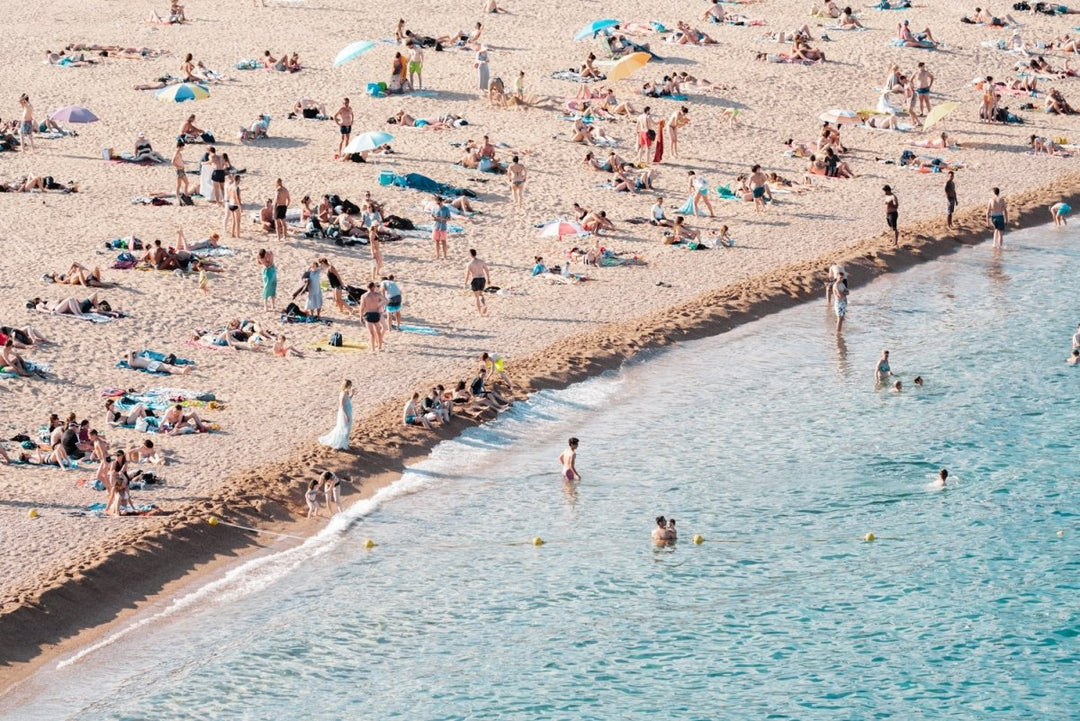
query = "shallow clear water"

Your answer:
(5, 226), (1079, 720)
